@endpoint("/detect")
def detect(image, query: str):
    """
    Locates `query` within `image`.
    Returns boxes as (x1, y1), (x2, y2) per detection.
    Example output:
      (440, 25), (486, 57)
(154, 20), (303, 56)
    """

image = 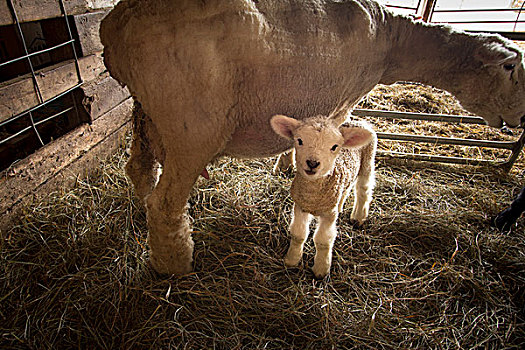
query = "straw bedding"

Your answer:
(1, 83), (524, 349)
